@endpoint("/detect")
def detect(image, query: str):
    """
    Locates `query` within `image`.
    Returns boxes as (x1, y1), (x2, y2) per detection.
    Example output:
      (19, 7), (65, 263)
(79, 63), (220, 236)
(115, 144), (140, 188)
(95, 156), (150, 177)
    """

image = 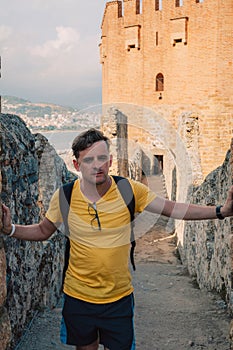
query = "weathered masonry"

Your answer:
(0, 114), (75, 349)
